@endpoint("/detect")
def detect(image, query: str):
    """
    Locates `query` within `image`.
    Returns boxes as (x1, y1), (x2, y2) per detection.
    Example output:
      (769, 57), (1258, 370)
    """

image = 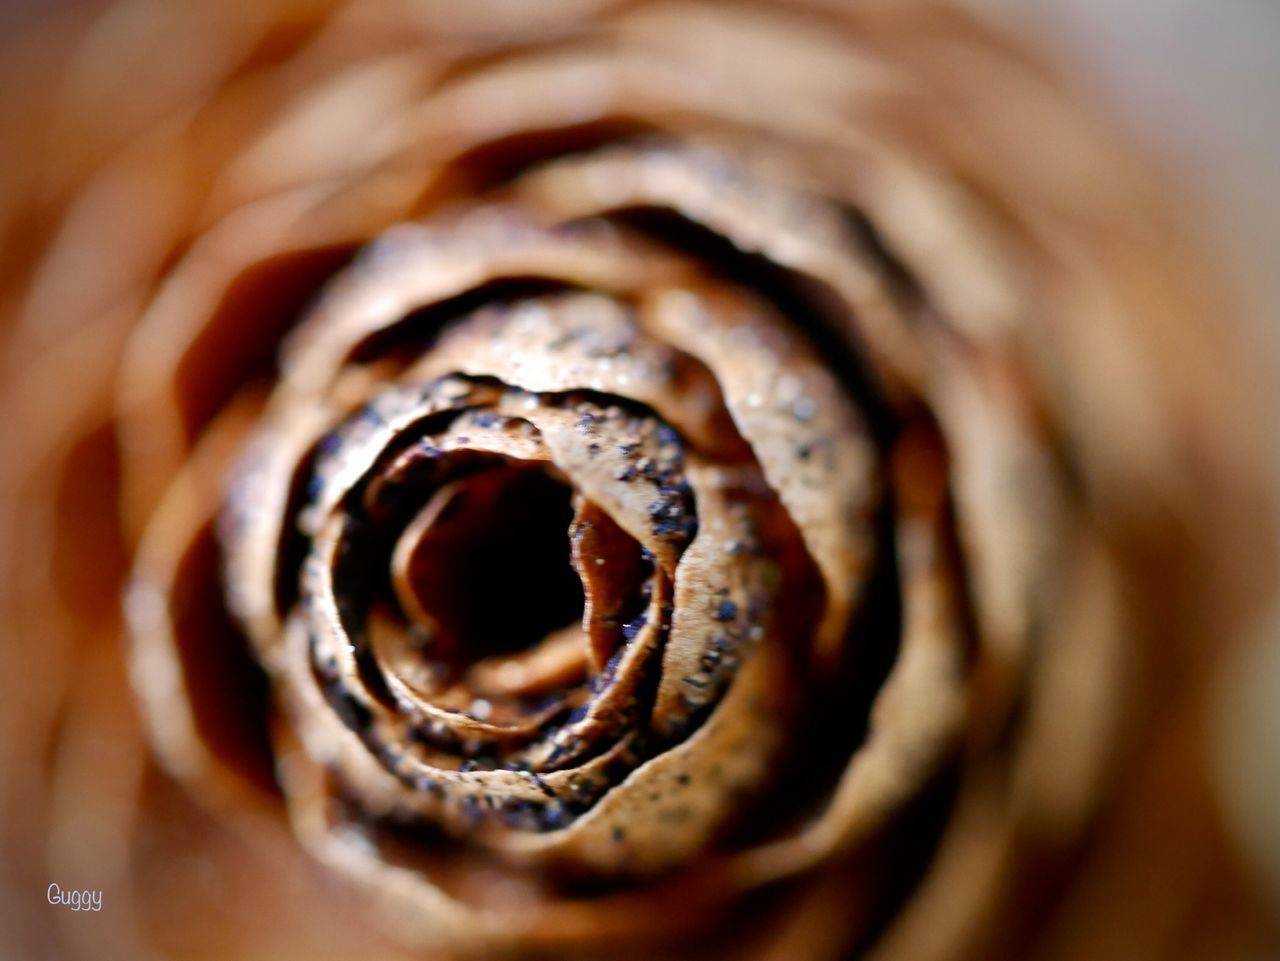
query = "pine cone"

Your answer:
(0, 3), (1273, 960)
